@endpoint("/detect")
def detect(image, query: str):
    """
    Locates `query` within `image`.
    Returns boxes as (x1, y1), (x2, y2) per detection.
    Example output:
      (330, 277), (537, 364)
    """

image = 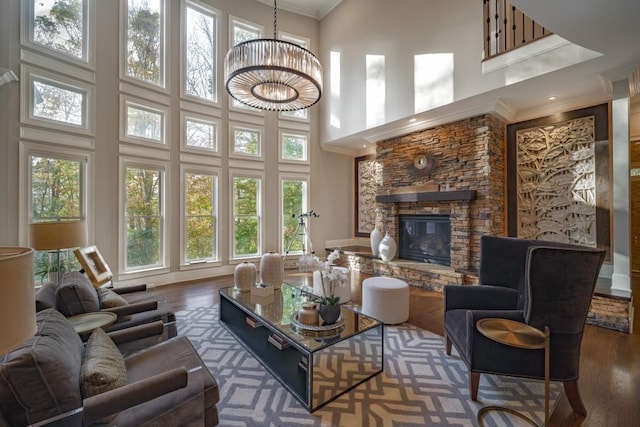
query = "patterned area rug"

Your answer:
(177, 306), (559, 426)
